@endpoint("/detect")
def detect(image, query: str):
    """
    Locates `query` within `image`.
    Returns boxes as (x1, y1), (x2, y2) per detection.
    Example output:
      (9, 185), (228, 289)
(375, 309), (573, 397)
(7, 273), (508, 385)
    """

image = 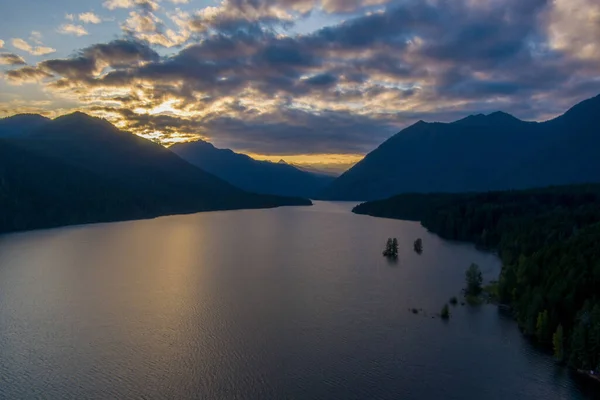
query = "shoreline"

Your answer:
(577, 370), (600, 384)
